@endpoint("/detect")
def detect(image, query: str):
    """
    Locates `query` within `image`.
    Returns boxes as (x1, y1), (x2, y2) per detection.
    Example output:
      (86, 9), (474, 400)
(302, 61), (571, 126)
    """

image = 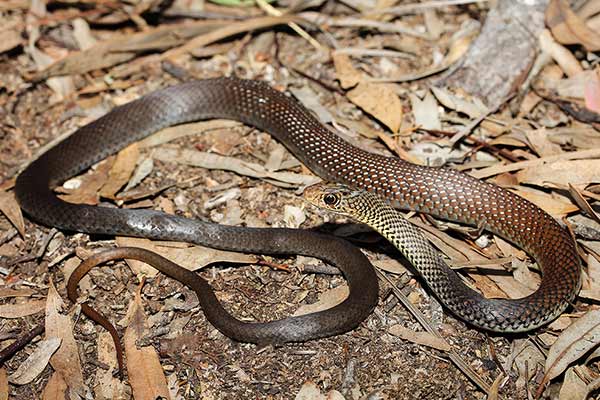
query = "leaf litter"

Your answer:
(0, 0), (600, 399)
